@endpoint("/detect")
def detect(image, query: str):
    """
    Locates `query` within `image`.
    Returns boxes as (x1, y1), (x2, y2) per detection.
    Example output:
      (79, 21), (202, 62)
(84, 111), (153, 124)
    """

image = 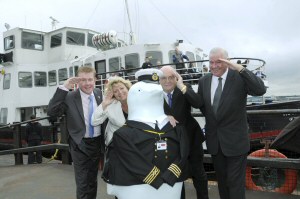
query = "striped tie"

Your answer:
(88, 95), (94, 137)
